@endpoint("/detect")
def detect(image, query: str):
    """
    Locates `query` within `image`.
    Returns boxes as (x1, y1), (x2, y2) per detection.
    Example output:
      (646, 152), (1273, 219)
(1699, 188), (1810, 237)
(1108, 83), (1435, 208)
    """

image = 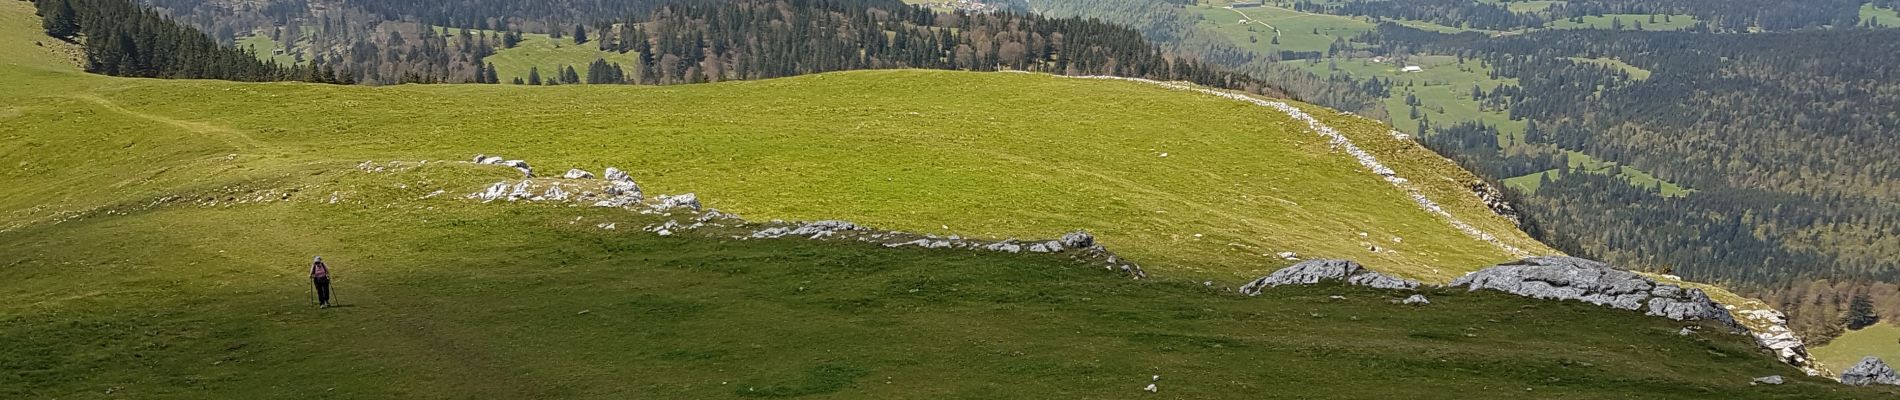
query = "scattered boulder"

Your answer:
(752, 220), (862, 239)
(1238, 259), (1421, 295)
(1143, 383), (1158, 393)
(1841, 357), (1900, 387)
(696, 209), (735, 222)
(586, 167), (642, 207)
(474, 154), (504, 165)
(501, 160), (533, 177)
(1449, 257), (1739, 328)
(542, 184), (570, 201)
(1751, 375), (1784, 385)
(593, 196), (639, 208)
(602, 167), (643, 196)
(1027, 241), (1064, 253)
(467, 181), (509, 202)
(657, 193), (701, 211)
(1059, 231), (1095, 249)
(983, 241), (1023, 253)
(506, 180), (533, 201)
(563, 169), (595, 179)
(788, 220), (859, 238)
(1402, 294), (1430, 305)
